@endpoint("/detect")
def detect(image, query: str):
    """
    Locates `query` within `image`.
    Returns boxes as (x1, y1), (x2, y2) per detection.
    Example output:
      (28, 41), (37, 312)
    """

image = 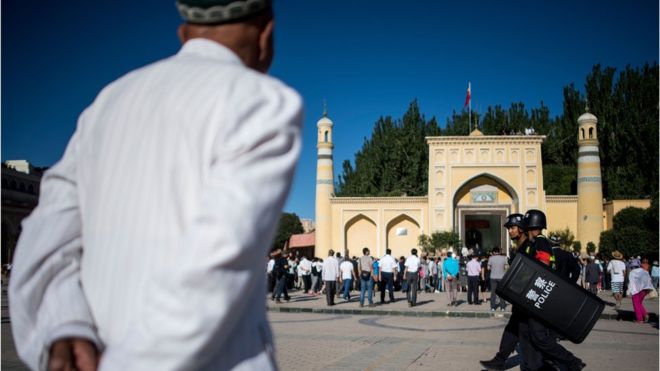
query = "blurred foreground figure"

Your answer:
(9, 1), (303, 370)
